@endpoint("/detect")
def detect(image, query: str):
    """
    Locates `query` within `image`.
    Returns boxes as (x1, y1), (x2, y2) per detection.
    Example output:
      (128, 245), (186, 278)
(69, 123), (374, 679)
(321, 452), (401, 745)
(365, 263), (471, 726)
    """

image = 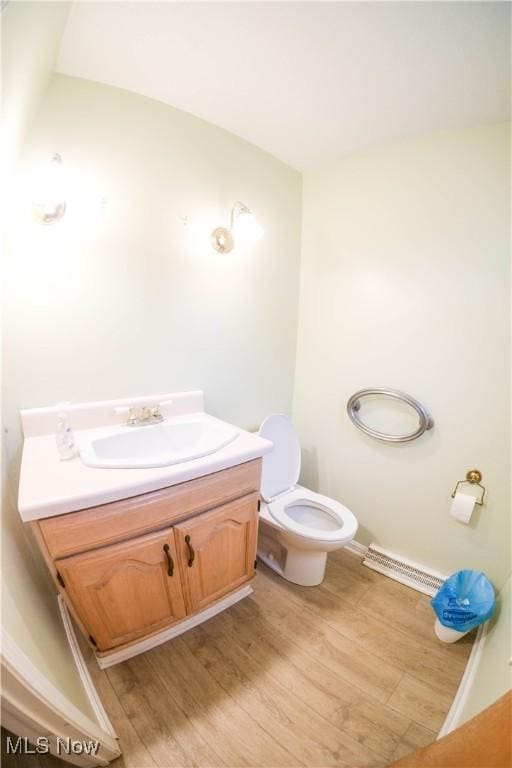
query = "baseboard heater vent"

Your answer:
(363, 543), (445, 596)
